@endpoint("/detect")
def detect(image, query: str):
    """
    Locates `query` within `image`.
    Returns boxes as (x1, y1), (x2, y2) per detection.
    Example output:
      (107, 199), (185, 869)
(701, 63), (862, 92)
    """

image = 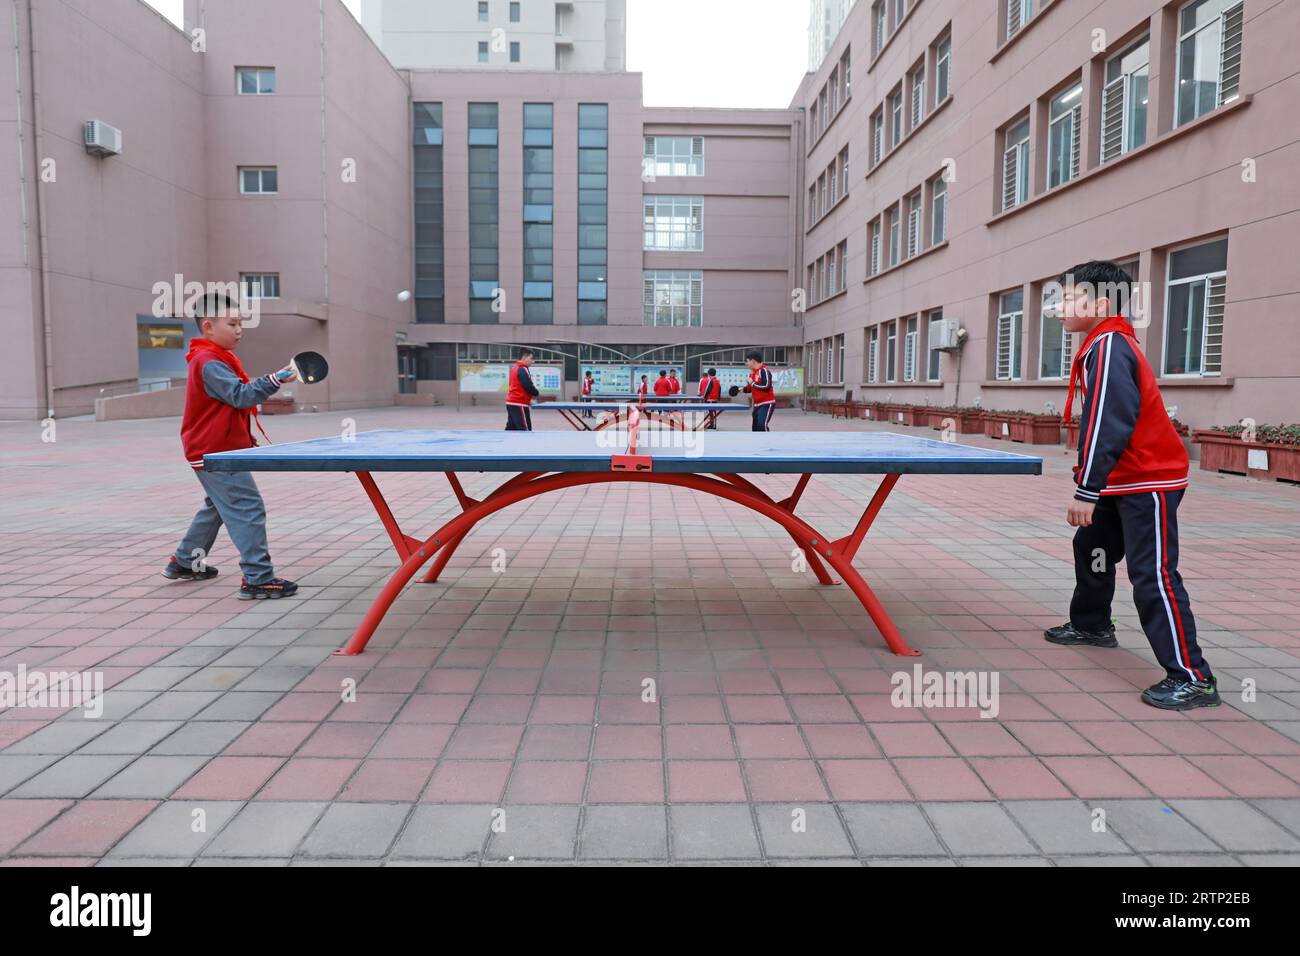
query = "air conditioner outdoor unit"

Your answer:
(84, 120), (122, 157)
(936, 318), (963, 351)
